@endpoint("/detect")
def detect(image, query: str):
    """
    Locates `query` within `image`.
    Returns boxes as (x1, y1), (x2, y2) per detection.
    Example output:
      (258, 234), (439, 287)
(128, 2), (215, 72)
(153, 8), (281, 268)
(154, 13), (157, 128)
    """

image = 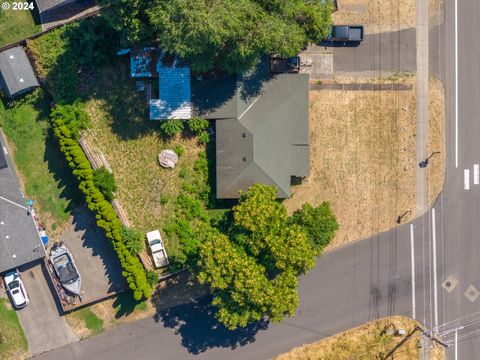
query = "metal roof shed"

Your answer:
(0, 47), (39, 98)
(150, 61), (192, 120)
